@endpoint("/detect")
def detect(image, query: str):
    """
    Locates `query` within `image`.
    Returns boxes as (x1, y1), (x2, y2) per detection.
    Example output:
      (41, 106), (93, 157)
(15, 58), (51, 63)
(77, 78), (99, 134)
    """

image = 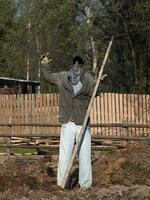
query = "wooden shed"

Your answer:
(0, 77), (40, 94)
